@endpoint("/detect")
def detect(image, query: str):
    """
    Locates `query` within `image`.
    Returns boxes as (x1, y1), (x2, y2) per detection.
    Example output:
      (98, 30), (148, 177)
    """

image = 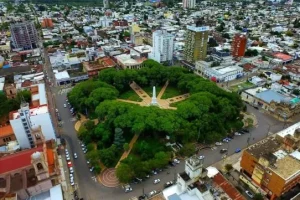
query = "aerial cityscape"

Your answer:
(0, 0), (299, 200)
